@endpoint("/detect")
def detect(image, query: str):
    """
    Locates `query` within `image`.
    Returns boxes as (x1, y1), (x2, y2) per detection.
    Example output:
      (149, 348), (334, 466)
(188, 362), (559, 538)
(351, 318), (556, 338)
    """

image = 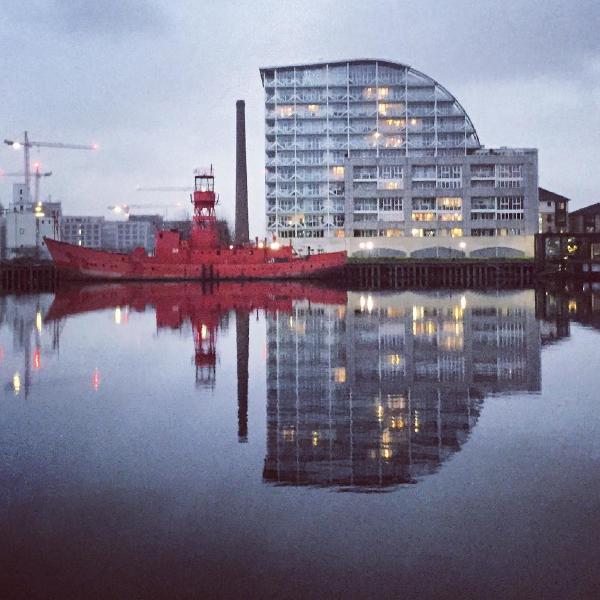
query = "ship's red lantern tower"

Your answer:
(191, 166), (218, 248)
